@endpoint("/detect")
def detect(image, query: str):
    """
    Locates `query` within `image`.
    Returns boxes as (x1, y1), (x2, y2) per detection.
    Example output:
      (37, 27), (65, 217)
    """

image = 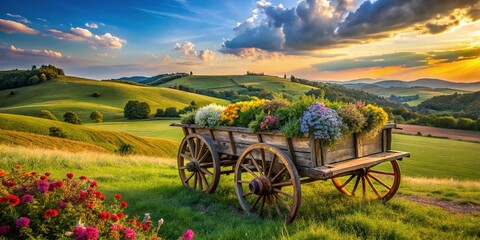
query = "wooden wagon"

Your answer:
(171, 123), (410, 224)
